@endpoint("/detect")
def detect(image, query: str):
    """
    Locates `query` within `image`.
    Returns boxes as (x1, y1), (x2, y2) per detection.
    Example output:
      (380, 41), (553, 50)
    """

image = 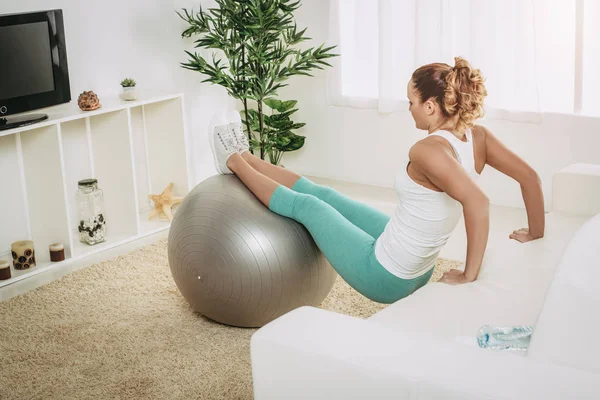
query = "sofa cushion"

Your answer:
(552, 163), (600, 216)
(368, 212), (587, 347)
(526, 213), (600, 373)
